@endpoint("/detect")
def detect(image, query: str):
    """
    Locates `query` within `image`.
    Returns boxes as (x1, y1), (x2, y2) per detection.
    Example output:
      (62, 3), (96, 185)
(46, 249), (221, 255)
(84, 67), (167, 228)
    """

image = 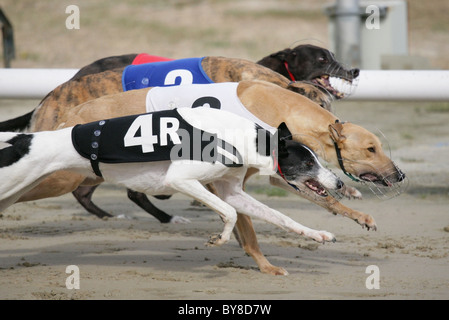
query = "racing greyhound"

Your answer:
(0, 107), (343, 250)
